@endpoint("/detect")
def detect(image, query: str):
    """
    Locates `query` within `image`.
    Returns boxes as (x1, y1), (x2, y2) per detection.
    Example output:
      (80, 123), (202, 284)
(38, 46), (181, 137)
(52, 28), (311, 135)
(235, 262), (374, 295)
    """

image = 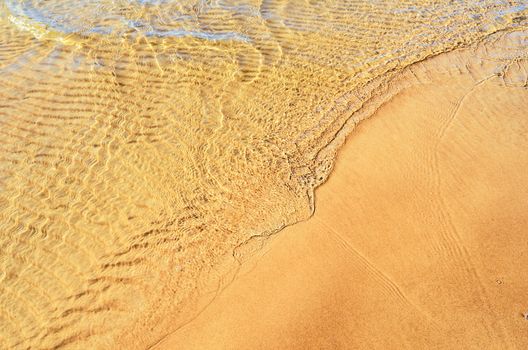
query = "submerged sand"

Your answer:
(154, 30), (528, 349)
